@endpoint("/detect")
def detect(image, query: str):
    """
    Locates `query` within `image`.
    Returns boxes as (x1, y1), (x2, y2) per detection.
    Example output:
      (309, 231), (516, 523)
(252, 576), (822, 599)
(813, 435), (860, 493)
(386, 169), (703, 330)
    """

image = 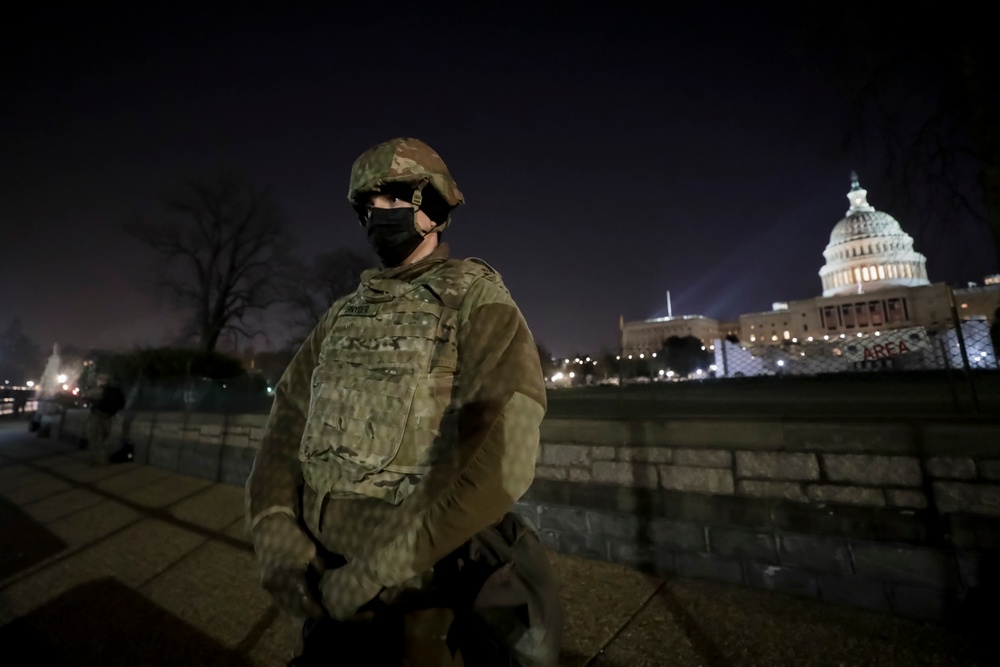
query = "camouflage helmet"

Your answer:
(347, 138), (464, 229)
